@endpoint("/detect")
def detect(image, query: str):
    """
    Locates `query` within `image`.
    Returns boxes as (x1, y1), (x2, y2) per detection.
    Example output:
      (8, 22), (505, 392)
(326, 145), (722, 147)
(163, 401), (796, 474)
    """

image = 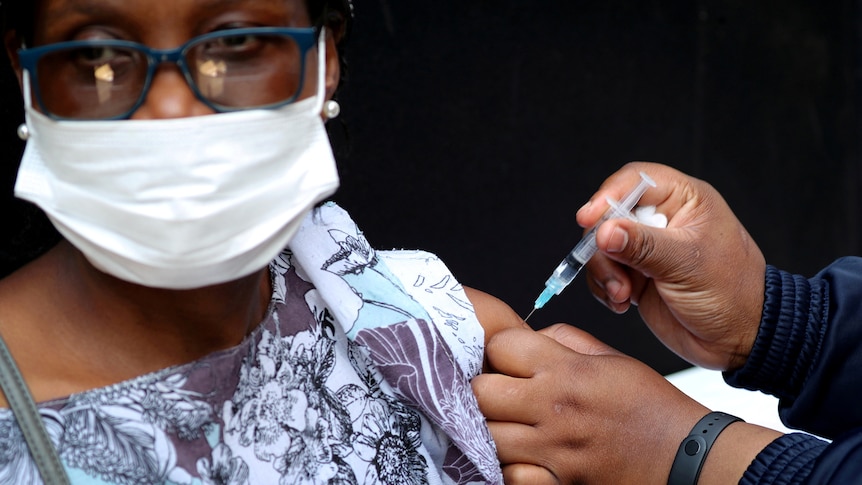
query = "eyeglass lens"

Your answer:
(34, 32), (305, 119)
